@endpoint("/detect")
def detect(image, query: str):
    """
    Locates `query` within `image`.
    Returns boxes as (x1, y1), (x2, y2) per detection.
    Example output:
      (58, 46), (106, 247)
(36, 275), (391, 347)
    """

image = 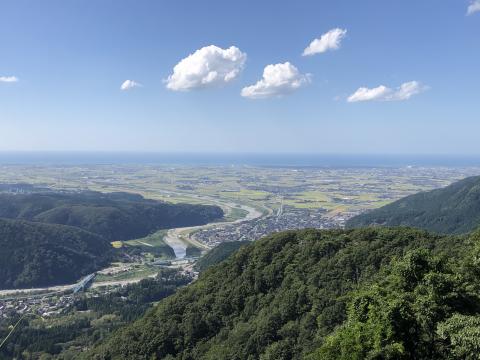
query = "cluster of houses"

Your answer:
(193, 206), (357, 247)
(0, 294), (75, 319)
